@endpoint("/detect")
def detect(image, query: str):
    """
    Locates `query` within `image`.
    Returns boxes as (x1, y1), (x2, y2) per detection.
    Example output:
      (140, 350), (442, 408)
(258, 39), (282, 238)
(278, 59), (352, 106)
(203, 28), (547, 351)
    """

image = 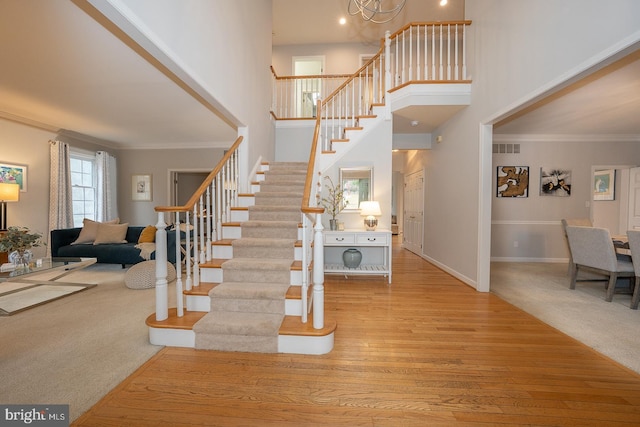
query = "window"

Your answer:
(70, 153), (96, 227)
(340, 167), (373, 210)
